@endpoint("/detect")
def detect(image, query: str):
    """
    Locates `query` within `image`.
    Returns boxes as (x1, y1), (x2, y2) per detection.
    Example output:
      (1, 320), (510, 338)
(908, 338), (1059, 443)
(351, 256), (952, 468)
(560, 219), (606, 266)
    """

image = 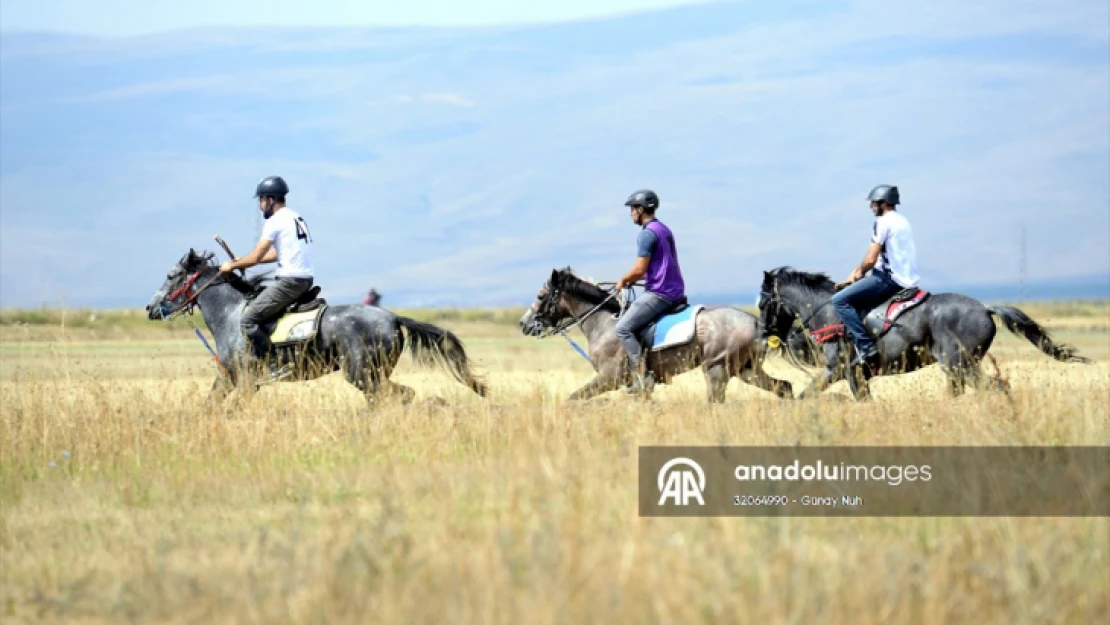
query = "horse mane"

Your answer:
(768, 266), (836, 294)
(225, 273), (262, 295)
(182, 249), (262, 296)
(554, 267), (621, 314)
